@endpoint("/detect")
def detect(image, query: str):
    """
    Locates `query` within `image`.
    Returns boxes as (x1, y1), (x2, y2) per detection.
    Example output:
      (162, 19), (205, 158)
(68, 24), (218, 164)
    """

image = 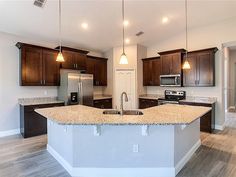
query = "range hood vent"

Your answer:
(33, 0), (47, 8)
